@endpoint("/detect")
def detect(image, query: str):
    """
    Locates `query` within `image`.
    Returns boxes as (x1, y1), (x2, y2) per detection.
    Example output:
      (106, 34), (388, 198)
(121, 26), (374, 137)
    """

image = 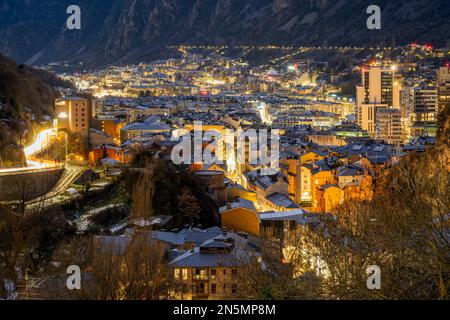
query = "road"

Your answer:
(23, 128), (57, 158)
(0, 127), (84, 210)
(0, 128), (58, 175)
(25, 165), (85, 211)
